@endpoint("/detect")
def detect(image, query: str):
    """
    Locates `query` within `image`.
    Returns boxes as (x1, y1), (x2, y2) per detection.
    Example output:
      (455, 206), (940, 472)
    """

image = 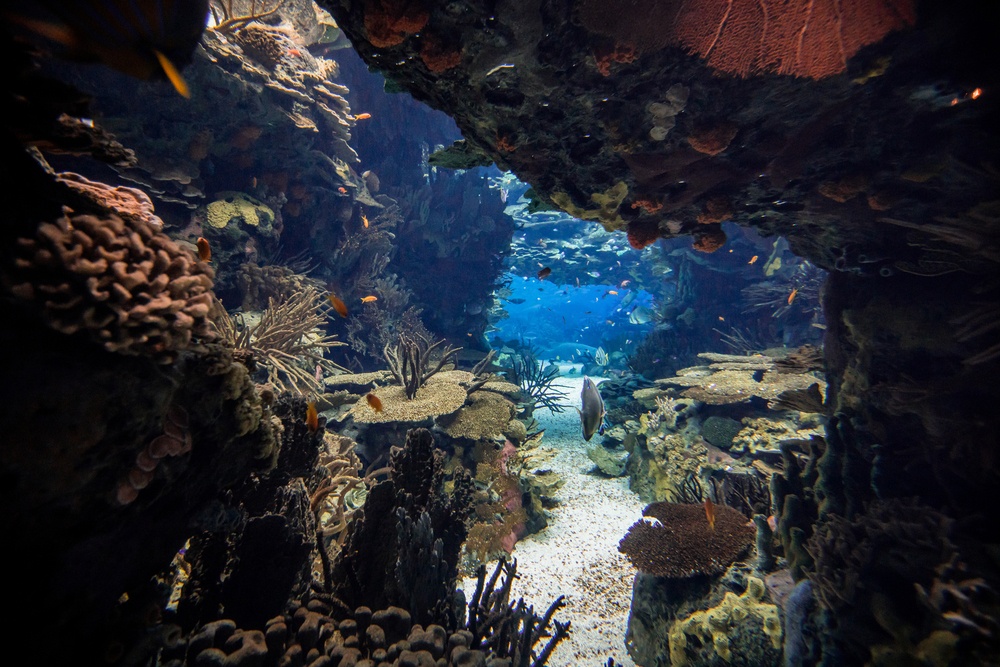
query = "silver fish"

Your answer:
(579, 376), (606, 441)
(629, 305), (655, 325)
